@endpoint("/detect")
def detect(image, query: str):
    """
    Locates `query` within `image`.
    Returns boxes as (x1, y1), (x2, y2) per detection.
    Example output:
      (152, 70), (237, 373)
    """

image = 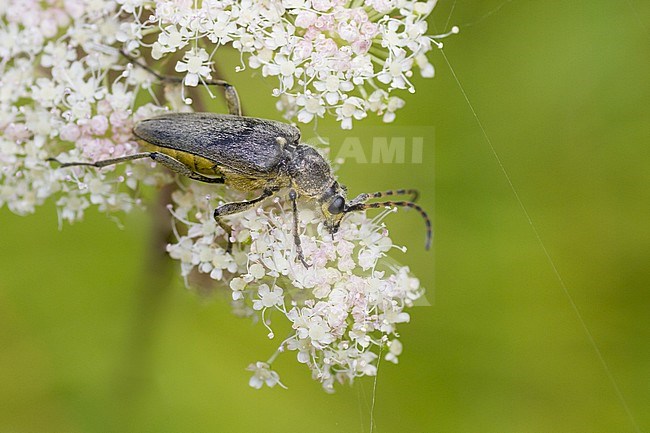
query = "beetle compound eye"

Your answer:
(328, 196), (345, 214)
